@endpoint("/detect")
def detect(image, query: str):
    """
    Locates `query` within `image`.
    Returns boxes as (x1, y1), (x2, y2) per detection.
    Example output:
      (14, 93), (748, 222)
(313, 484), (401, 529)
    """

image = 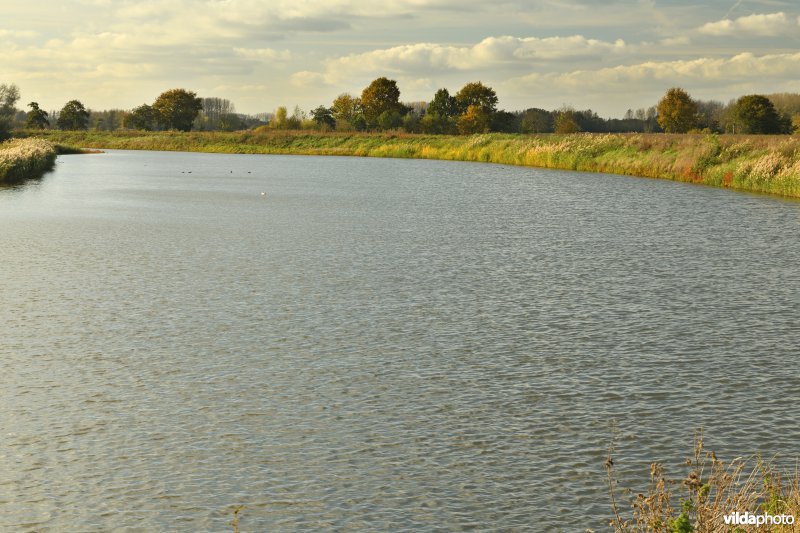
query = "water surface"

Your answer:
(1, 150), (799, 531)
